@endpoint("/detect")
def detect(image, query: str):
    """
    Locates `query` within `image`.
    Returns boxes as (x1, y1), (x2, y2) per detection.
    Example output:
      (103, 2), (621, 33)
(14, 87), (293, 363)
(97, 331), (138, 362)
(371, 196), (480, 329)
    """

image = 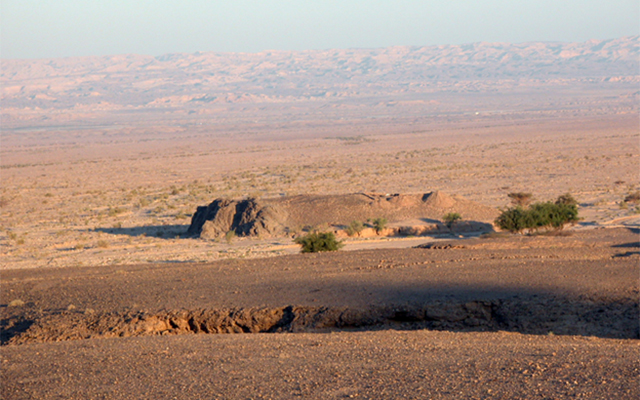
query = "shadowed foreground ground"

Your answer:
(1, 228), (638, 399)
